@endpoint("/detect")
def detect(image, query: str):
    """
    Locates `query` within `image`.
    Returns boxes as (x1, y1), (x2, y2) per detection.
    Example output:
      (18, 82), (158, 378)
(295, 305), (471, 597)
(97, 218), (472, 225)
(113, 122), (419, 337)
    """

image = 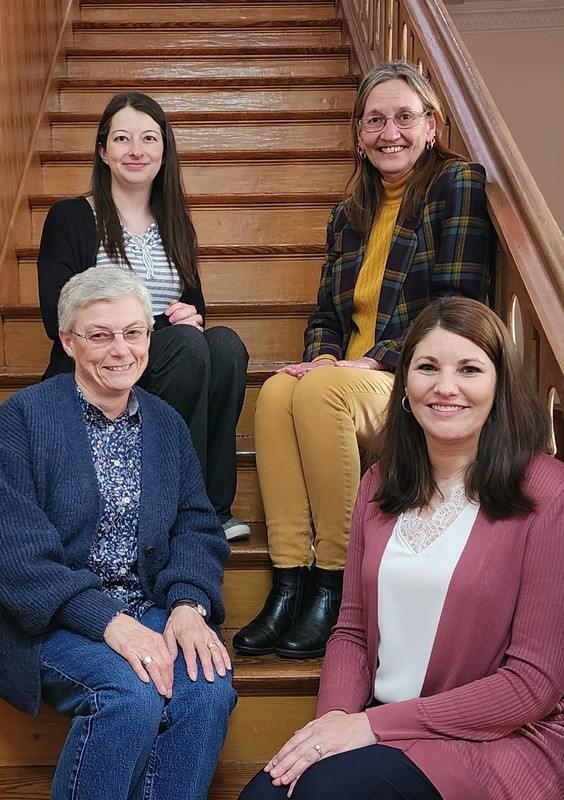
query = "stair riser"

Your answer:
(51, 120), (352, 153)
(31, 204), (333, 247)
(0, 695), (315, 767)
(18, 255), (322, 305)
(67, 55), (349, 79)
(80, 3), (336, 23)
(3, 315), (307, 367)
(57, 86), (356, 113)
(73, 30), (342, 48)
(40, 159), (353, 195)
